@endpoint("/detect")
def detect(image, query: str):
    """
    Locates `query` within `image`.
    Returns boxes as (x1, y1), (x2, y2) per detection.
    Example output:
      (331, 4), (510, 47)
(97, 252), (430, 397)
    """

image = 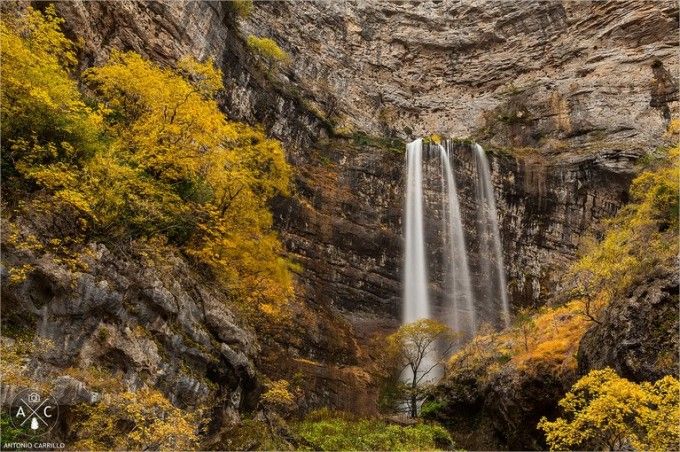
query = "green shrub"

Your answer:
(247, 35), (289, 63)
(420, 400), (446, 420)
(230, 0), (253, 18)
